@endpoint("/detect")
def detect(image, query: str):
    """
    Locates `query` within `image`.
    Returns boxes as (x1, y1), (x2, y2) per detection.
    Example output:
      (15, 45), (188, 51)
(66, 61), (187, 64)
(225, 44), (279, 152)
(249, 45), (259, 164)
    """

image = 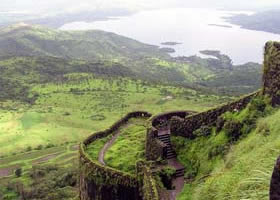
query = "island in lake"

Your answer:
(161, 41), (182, 46)
(160, 47), (176, 53)
(208, 24), (232, 28)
